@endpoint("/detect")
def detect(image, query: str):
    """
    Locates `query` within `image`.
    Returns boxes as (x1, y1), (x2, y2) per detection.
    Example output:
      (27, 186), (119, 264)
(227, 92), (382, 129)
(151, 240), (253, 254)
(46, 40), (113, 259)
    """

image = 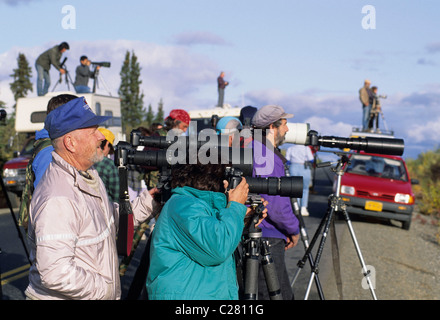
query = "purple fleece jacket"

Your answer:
(252, 138), (300, 239)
